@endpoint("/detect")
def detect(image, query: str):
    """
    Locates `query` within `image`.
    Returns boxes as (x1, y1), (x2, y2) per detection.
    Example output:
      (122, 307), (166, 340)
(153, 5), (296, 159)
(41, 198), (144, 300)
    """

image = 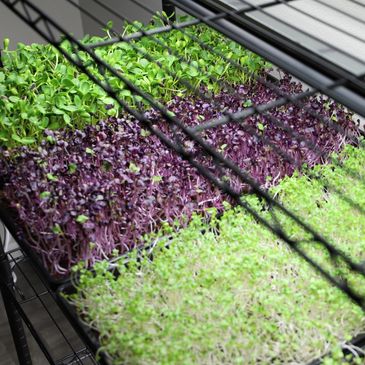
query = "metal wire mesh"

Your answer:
(1, 0), (365, 315)
(176, 0), (365, 117)
(3, 248), (97, 365)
